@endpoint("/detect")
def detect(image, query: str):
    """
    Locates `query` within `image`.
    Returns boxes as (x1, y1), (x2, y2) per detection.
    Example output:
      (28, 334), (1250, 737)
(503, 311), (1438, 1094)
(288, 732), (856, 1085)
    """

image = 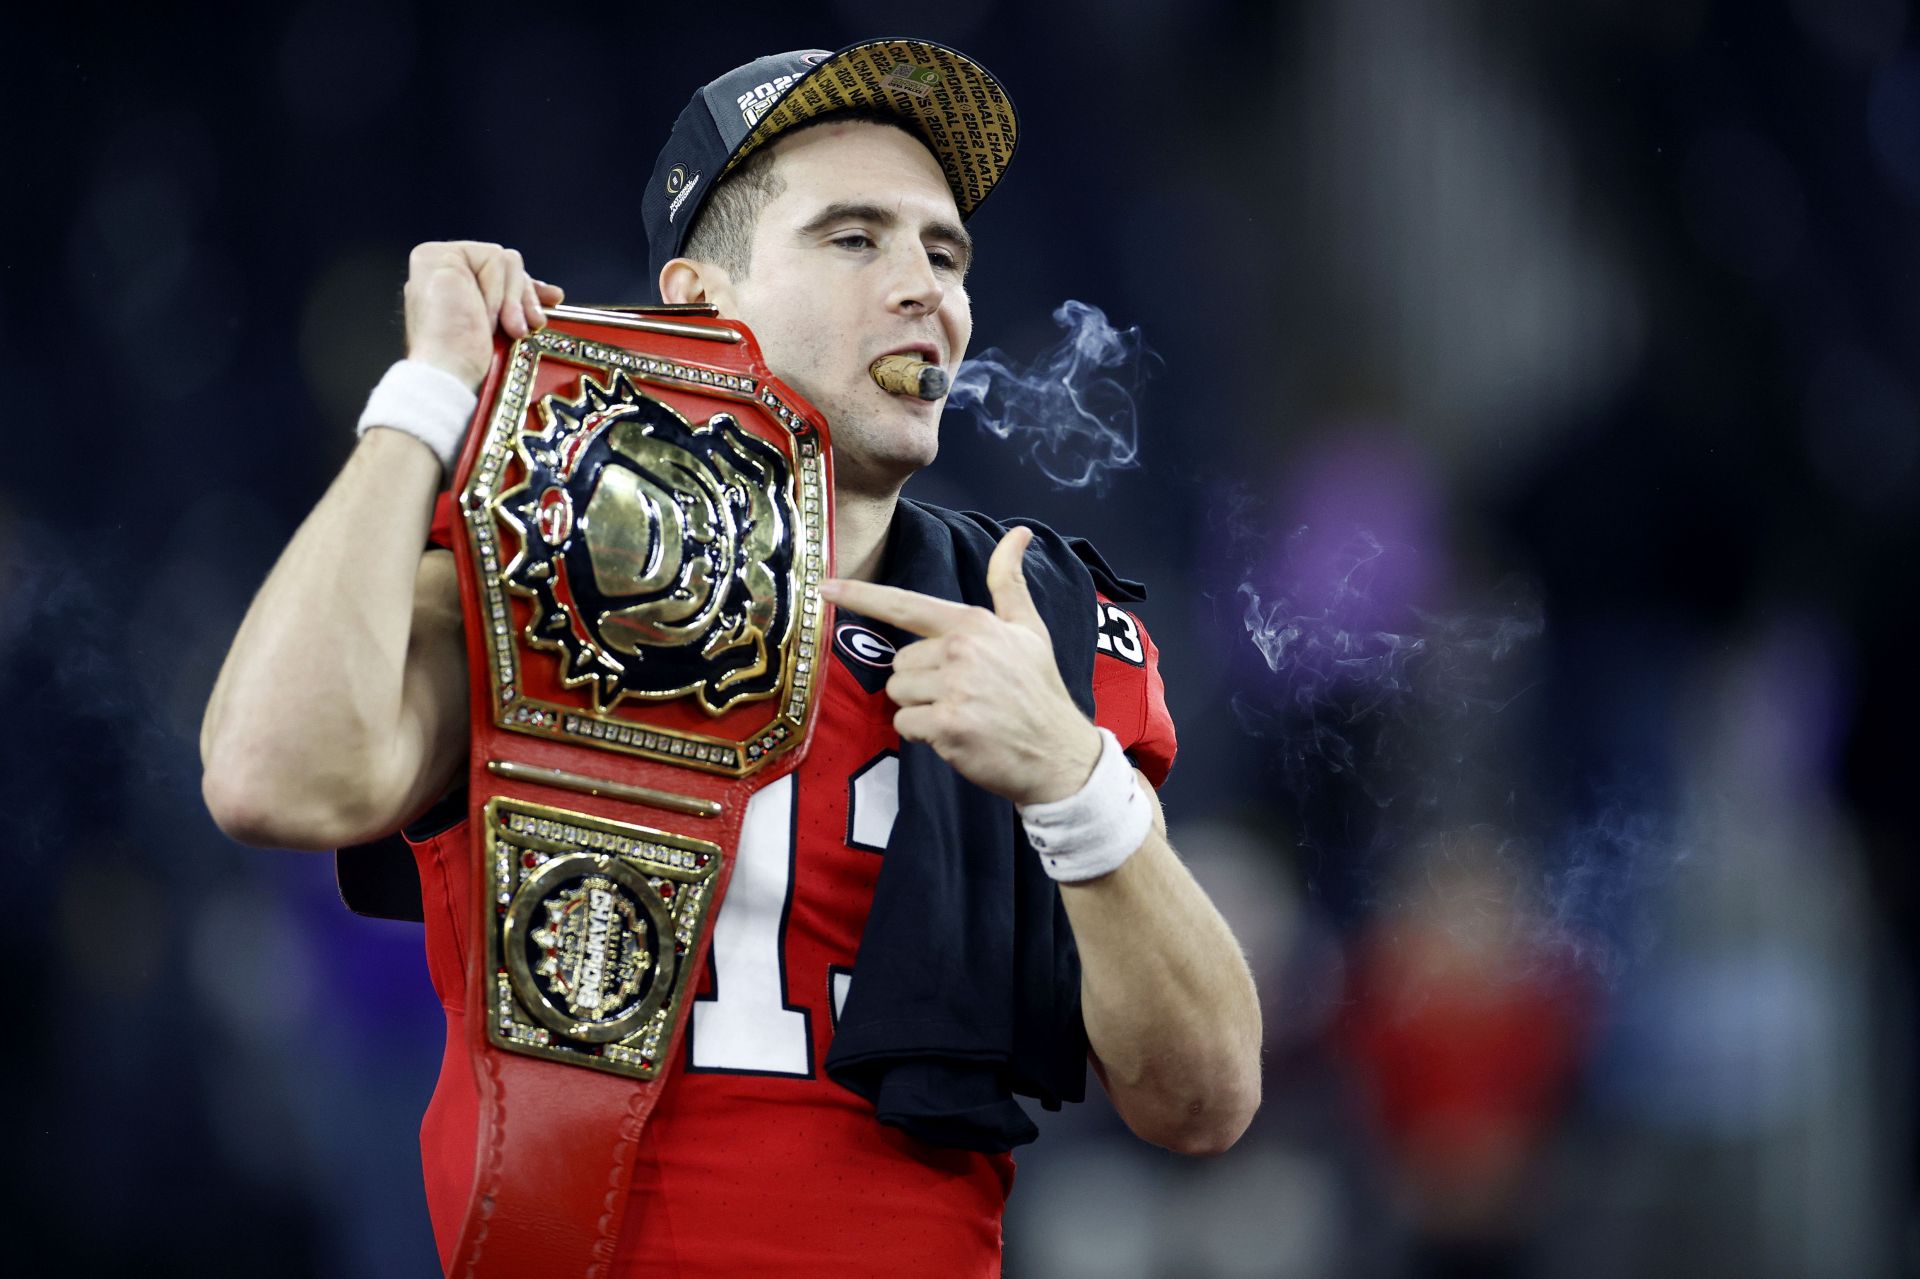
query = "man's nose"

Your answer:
(885, 243), (946, 316)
